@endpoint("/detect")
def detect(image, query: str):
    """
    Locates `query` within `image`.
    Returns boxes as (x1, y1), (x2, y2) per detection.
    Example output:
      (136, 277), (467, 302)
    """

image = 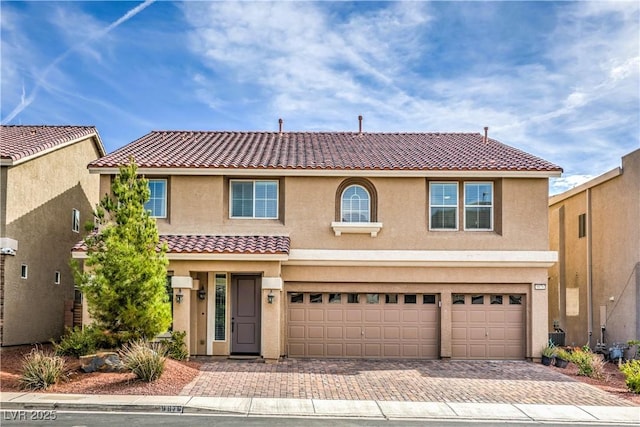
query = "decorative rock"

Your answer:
(80, 352), (128, 373)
